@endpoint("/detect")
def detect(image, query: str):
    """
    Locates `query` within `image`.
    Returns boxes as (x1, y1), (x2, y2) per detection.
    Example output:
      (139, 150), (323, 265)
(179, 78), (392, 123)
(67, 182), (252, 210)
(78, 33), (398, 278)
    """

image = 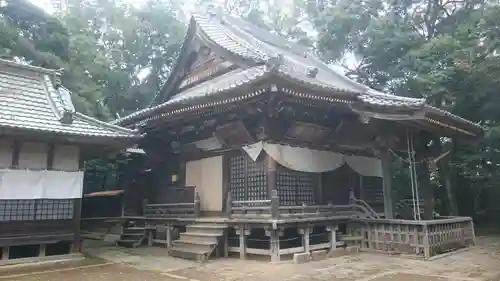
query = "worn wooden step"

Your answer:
(186, 225), (225, 235)
(169, 246), (210, 262)
(173, 239), (215, 252)
(124, 227), (145, 233)
(179, 232), (220, 243)
(117, 239), (139, 248)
